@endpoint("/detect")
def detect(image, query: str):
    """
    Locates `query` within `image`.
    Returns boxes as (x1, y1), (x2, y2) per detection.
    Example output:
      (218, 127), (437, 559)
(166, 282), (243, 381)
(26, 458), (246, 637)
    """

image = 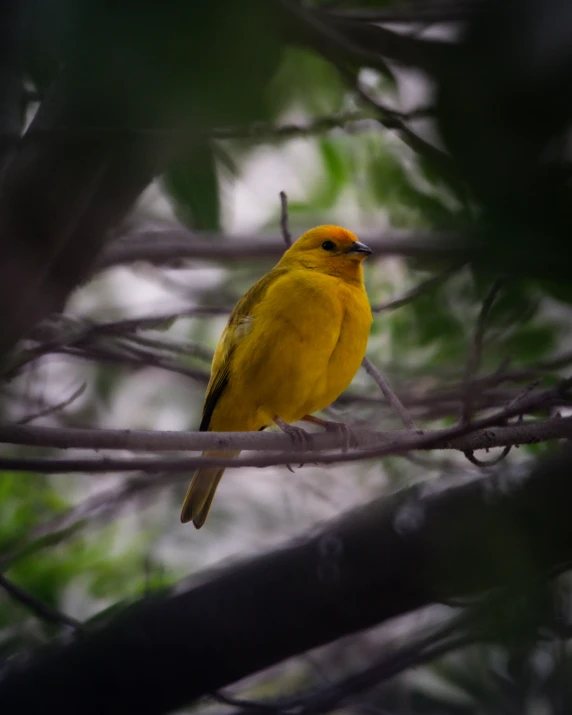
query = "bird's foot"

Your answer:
(302, 415), (358, 452)
(274, 416), (312, 467)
